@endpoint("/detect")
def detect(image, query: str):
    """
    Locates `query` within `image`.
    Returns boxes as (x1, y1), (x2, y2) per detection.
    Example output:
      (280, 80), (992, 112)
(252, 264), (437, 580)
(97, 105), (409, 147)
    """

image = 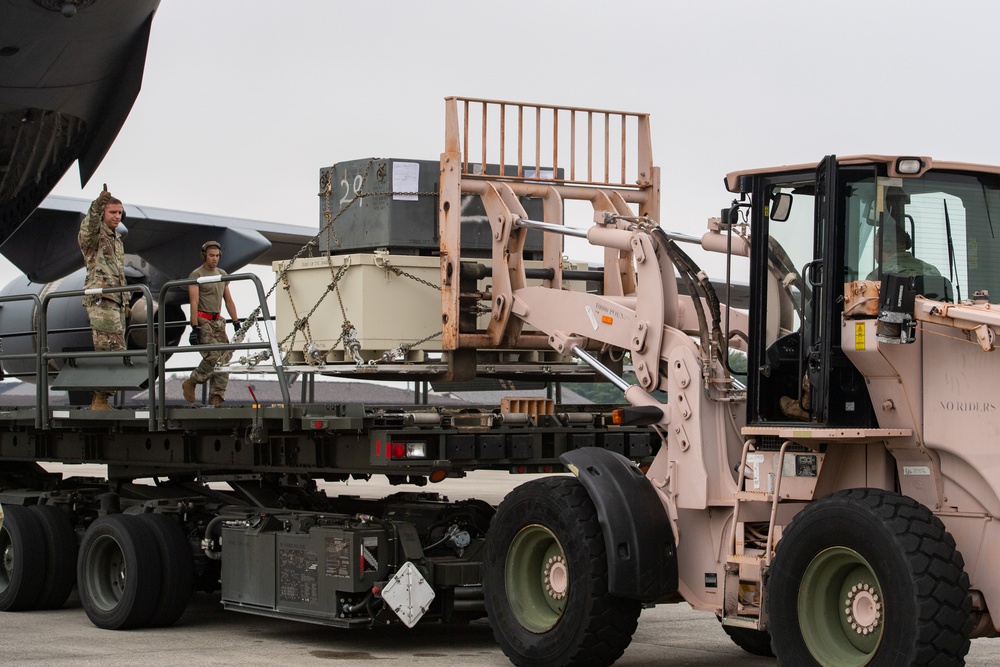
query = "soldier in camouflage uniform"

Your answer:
(78, 188), (127, 410)
(183, 241), (240, 406)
